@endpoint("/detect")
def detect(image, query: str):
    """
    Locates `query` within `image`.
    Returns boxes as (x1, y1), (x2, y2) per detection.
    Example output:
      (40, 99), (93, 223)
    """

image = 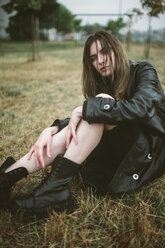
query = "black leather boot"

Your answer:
(10, 155), (81, 218)
(0, 157), (28, 209)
